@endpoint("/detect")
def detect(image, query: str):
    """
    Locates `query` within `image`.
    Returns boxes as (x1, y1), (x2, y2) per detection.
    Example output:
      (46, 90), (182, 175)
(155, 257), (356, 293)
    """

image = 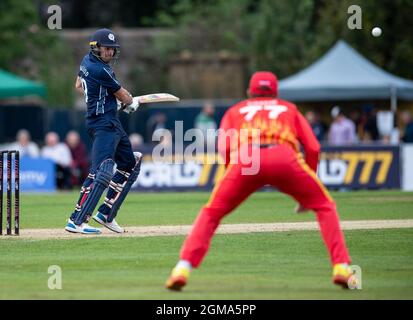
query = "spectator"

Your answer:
(328, 106), (357, 145)
(194, 102), (217, 150)
(349, 110), (362, 138)
(146, 113), (167, 143)
(361, 131), (373, 143)
(65, 131), (89, 187)
(8, 129), (40, 158)
(377, 111), (395, 143)
(41, 132), (72, 190)
(401, 111), (413, 142)
(360, 104), (379, 141)
(129, 133), (144, 152)
(305, 110), (326, 142)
